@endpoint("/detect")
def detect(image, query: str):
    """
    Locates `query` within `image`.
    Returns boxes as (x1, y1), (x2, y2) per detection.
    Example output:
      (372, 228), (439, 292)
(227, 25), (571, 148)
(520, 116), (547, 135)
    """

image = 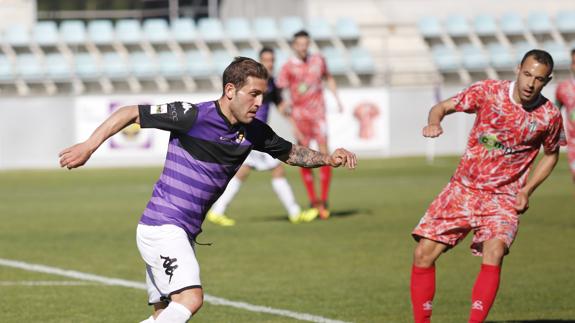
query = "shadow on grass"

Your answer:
(488, 320), (575, 323)
(253, 208), (366, 222)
